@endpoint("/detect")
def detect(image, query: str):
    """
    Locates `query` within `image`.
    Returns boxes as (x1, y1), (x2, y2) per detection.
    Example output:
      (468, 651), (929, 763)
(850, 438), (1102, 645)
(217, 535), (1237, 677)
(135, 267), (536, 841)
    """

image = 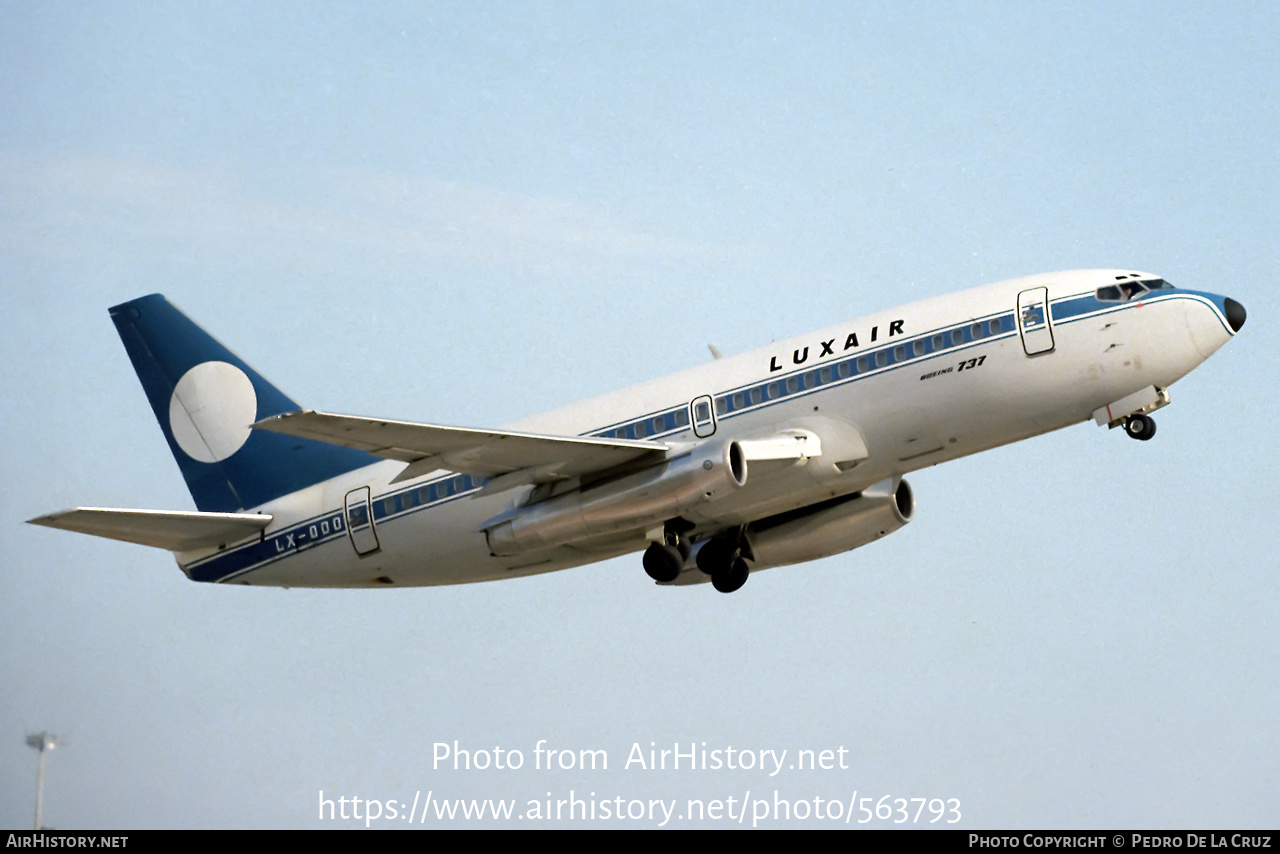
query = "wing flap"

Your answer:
(253, 410), (668, 485)
(28, 508), (272, 551)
